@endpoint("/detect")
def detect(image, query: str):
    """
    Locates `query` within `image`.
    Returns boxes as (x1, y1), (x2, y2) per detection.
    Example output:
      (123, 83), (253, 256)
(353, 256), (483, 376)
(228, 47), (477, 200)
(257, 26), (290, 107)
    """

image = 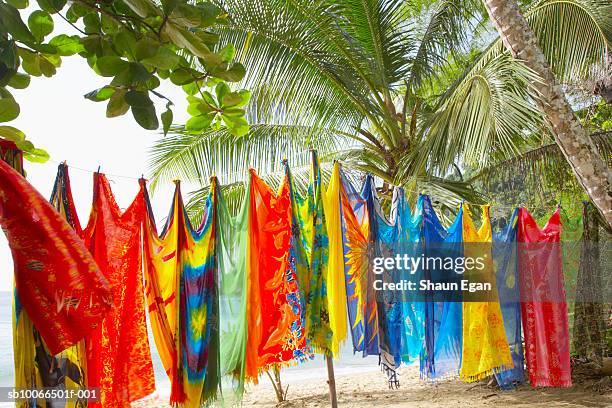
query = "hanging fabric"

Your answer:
(11, 160), (91, 408)
(245, 169), (308, 382)
(286, 154), (333, 355)
(420, 196), (463, 379)
(517, 208), (572, 387)
(322, 162), (349, 357)
(493, 209), (525, 390)
(460, 204), (513, 382)
(338, 167), (368, 353)
(216, 177), (249, 404)
(82, 173), (155, 407)
(359, 175), (380, 357)
(142, 180), (219, 406)
(398, 195), (425, 365)
(0, 156), (111, 357)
